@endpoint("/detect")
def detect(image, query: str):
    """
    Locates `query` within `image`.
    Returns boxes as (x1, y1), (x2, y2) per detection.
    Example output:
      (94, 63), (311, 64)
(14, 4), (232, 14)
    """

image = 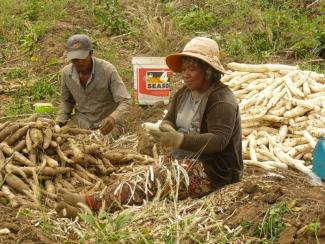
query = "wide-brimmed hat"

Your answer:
(166, 37), (226, 74)
(66, 34), (93, 61)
